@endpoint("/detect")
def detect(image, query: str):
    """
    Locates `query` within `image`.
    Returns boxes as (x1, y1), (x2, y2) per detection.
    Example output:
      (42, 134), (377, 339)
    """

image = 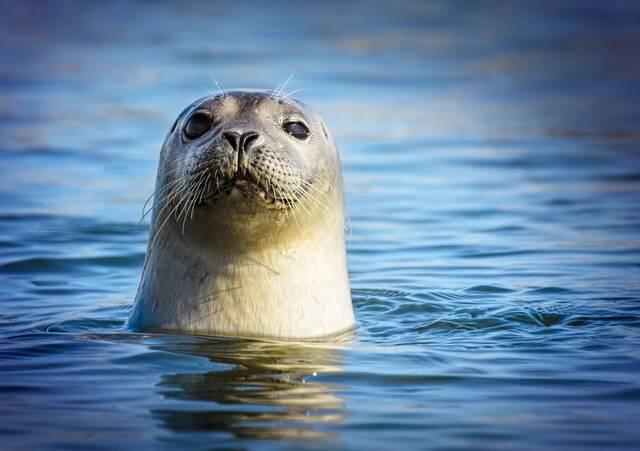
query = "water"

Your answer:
(1, 1), (640, 449)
